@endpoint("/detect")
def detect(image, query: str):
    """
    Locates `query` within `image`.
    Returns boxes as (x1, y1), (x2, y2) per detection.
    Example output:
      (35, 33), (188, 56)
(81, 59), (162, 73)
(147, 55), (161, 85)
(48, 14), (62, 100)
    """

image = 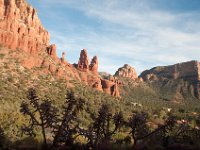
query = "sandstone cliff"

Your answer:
(140, 61), (199, 81)
(0, 0), (121, 97)
(0, 0), (49, 54)
(1, 0), (199, 100)
(140, 61), (200, 99)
